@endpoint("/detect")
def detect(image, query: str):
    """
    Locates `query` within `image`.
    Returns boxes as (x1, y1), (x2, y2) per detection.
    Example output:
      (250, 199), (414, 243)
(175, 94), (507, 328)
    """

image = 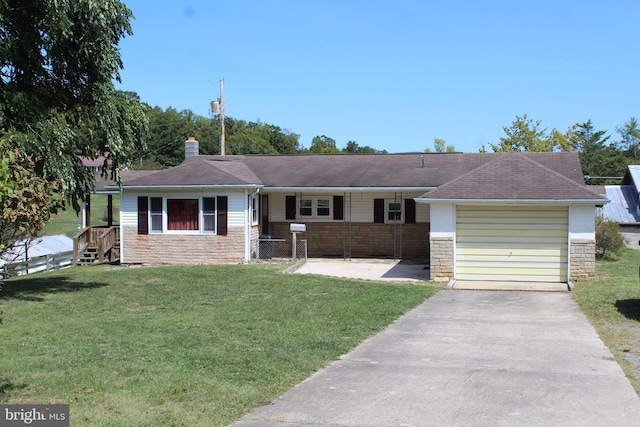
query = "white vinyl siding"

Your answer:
(456, 205), (568, 282)
(120, 191), (246, 228)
